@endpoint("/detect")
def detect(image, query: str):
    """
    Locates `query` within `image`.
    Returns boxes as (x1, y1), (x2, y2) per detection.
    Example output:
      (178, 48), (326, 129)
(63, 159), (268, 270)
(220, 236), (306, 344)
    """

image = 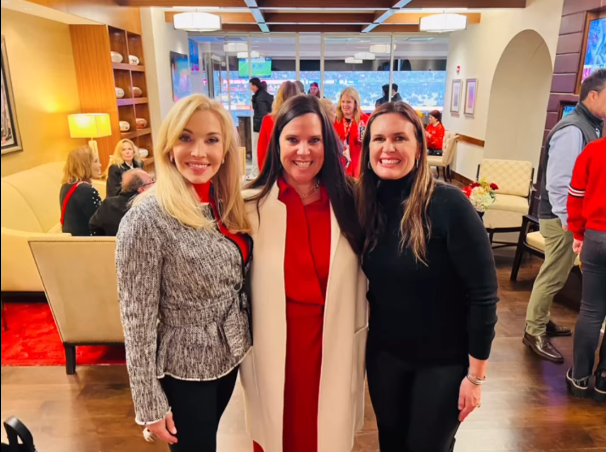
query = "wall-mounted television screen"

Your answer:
(581, 17), (606, 82)
(239, 58), (272, 78)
